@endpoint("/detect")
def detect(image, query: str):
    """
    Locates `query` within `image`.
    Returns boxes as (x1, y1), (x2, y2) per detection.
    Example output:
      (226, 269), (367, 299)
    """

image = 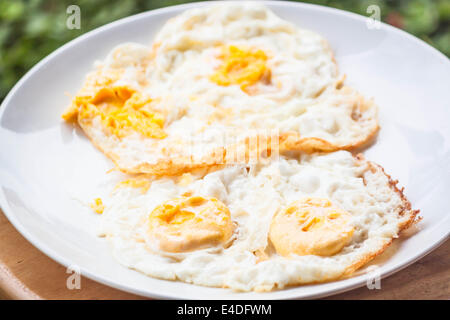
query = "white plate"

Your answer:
(0, 1), (449, 300)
